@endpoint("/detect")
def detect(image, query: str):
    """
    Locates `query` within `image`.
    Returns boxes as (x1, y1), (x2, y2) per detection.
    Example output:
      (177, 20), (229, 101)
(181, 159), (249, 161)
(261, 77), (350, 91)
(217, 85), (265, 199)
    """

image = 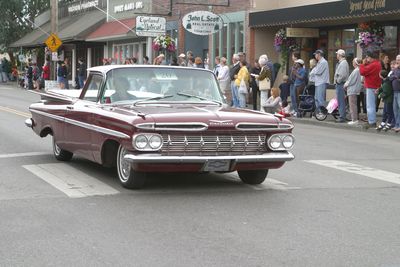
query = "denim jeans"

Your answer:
(290, 84), (298, 112)
(78, 76), (85, 89)
(315, 83), (327, 112)
(335, 83), (346, 120)
(231, 81), (239, 108)
(382, 101), (394, 127)
(393, 91), (400, 128)
(366, 88), (376, 124)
